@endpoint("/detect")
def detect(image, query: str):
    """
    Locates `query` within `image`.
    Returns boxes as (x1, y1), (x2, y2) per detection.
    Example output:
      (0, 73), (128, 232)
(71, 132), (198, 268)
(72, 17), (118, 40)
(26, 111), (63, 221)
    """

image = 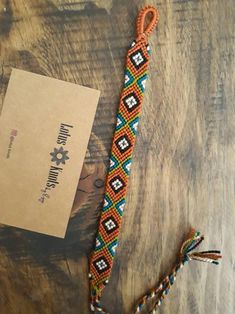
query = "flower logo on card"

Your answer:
(50, 146), (69, 166)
